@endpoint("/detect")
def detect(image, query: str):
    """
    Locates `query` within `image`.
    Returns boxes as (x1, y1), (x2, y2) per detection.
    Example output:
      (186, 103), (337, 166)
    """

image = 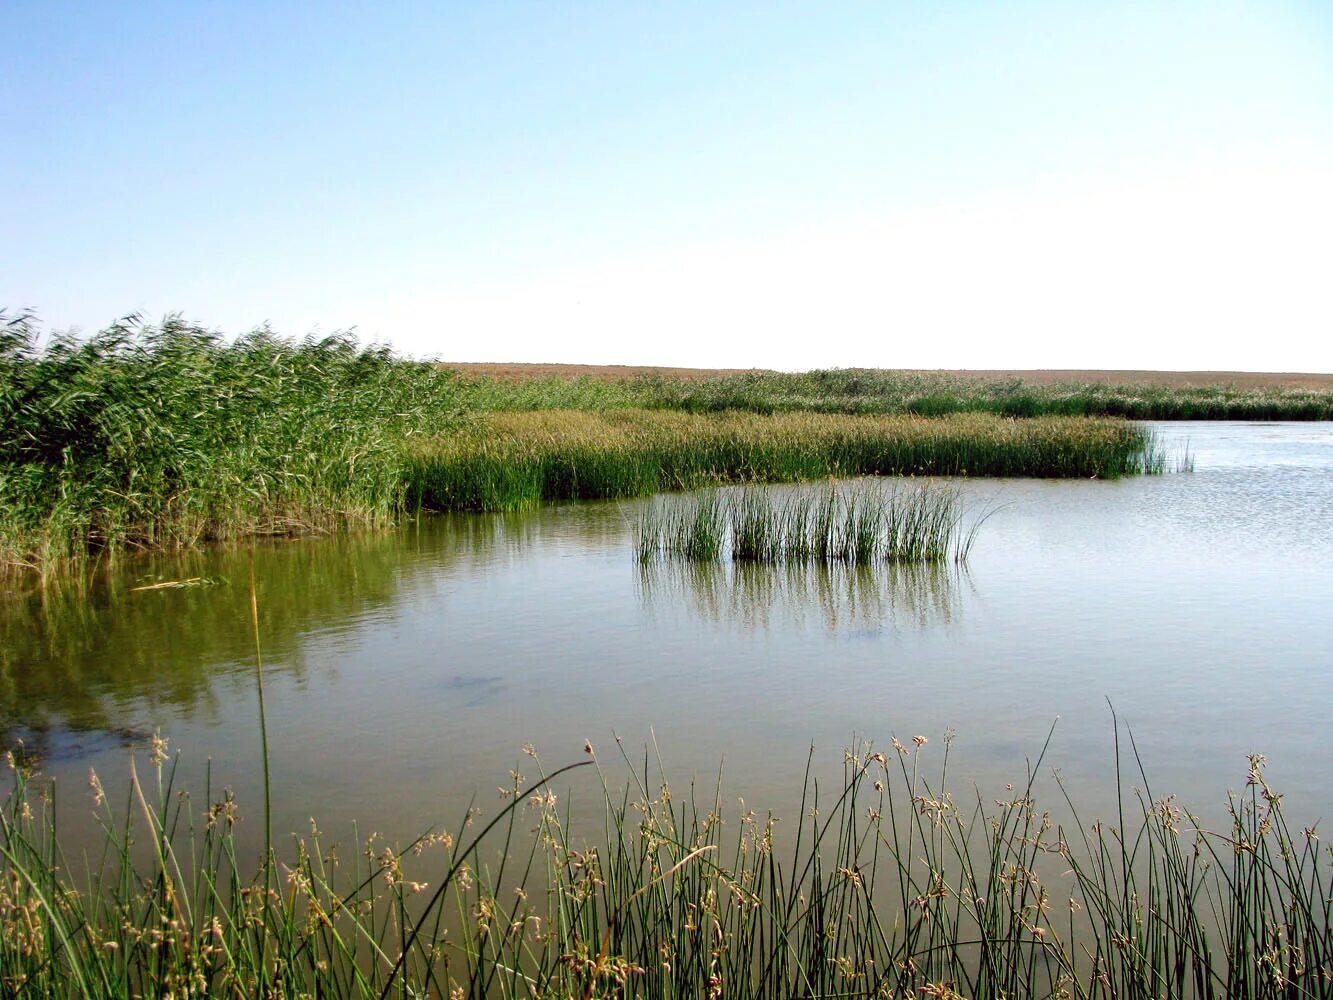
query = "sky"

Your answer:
(3, 2), (1332, 371)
